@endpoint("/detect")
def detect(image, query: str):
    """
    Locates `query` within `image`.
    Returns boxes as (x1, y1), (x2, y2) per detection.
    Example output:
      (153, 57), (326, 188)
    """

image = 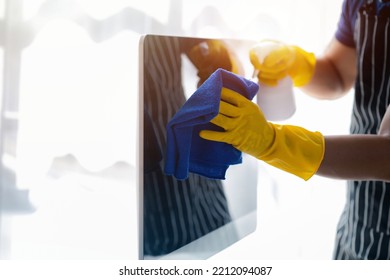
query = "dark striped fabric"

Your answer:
(142, 35), (232, 256)
(334, 0), (390, 259)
